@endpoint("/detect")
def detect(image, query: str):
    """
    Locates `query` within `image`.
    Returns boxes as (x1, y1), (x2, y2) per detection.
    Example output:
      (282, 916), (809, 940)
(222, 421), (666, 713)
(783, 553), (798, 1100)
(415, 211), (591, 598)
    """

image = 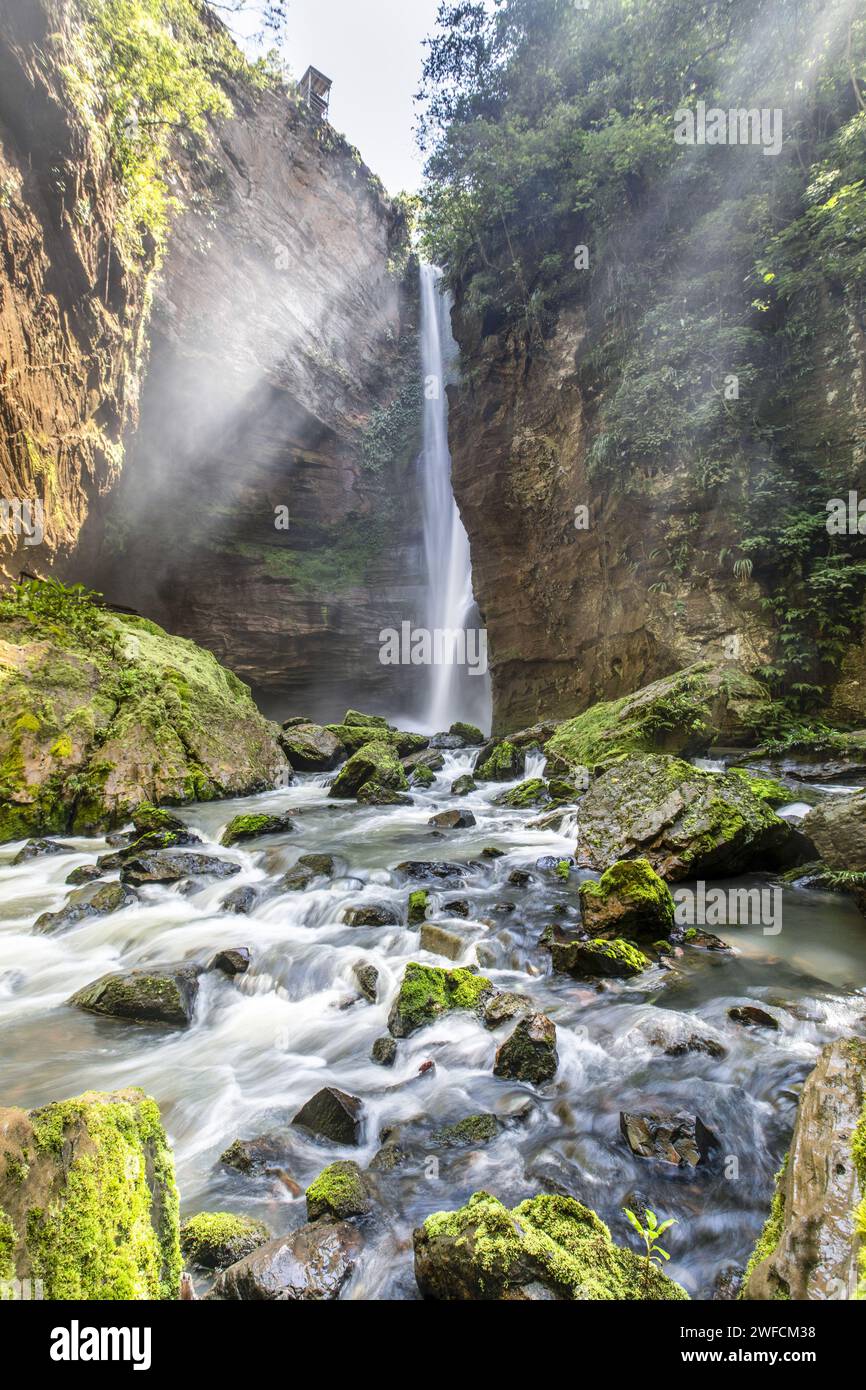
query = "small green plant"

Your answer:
(624, 1207), (677, 1291)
